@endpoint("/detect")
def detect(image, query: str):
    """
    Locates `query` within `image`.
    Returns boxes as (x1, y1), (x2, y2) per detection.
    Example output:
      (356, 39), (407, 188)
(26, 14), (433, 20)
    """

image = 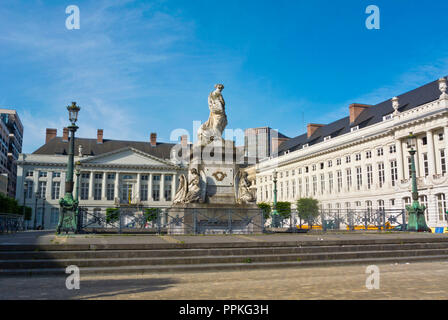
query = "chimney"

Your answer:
(97, 129), (103, 144)
(307, 124), (324, 138)
(62, 127), (69, 142)
(45, 128), (57, 143)
(150, 132), (157, 147)
(349, 103), (372, 123)
(181, 135), (188, 147)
